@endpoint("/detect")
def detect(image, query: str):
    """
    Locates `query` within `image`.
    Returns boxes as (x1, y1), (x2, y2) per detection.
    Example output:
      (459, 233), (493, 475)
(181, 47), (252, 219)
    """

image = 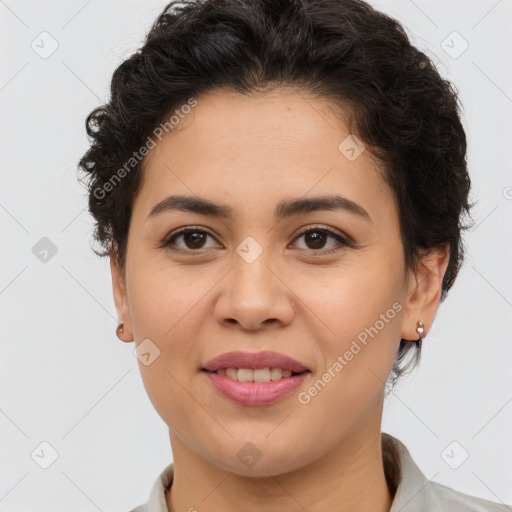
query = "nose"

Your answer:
(214, 249), (295, 332)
